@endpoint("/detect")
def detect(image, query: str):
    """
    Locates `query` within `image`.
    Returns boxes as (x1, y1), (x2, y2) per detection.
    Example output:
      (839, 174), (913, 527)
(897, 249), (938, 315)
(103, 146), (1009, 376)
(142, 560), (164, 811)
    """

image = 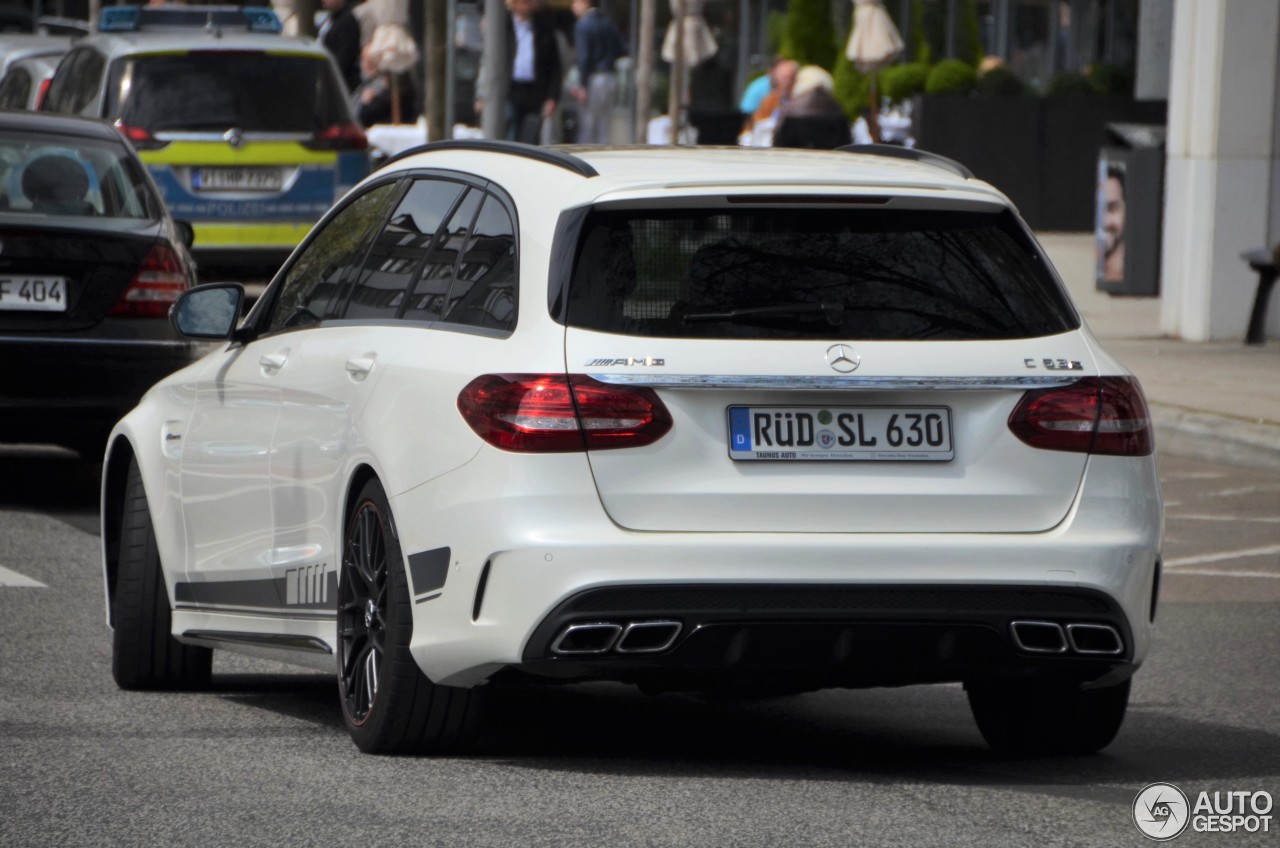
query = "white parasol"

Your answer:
(661, 0), (718, 68)
(844, 0), (904, 142)
(367, 22), (419, 124)
(661, 0), (717, 144)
